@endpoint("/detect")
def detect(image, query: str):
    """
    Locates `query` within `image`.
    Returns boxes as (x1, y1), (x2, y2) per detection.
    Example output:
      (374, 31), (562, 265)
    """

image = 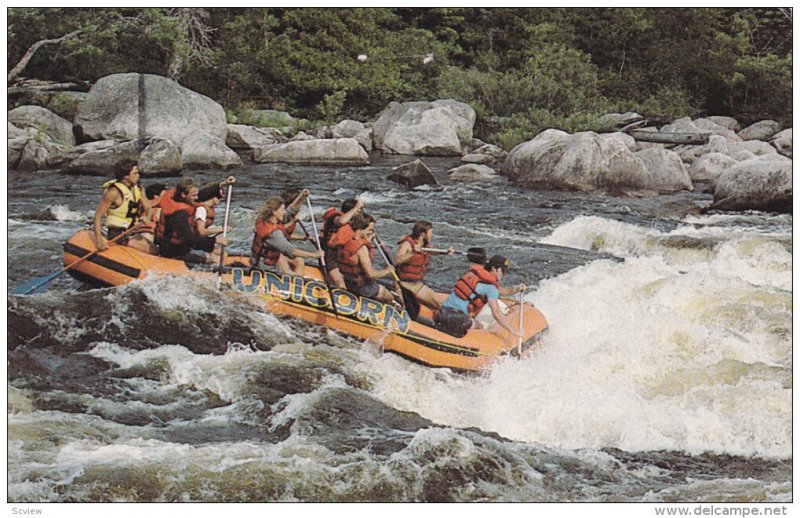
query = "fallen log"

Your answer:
(626, 129), (710, 145)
